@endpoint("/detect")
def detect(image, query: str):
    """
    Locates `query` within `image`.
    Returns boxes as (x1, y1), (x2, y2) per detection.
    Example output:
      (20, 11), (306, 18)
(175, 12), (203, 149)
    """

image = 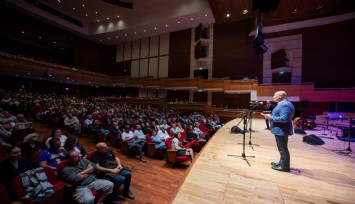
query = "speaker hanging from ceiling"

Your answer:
(252, 11), (268, 56)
